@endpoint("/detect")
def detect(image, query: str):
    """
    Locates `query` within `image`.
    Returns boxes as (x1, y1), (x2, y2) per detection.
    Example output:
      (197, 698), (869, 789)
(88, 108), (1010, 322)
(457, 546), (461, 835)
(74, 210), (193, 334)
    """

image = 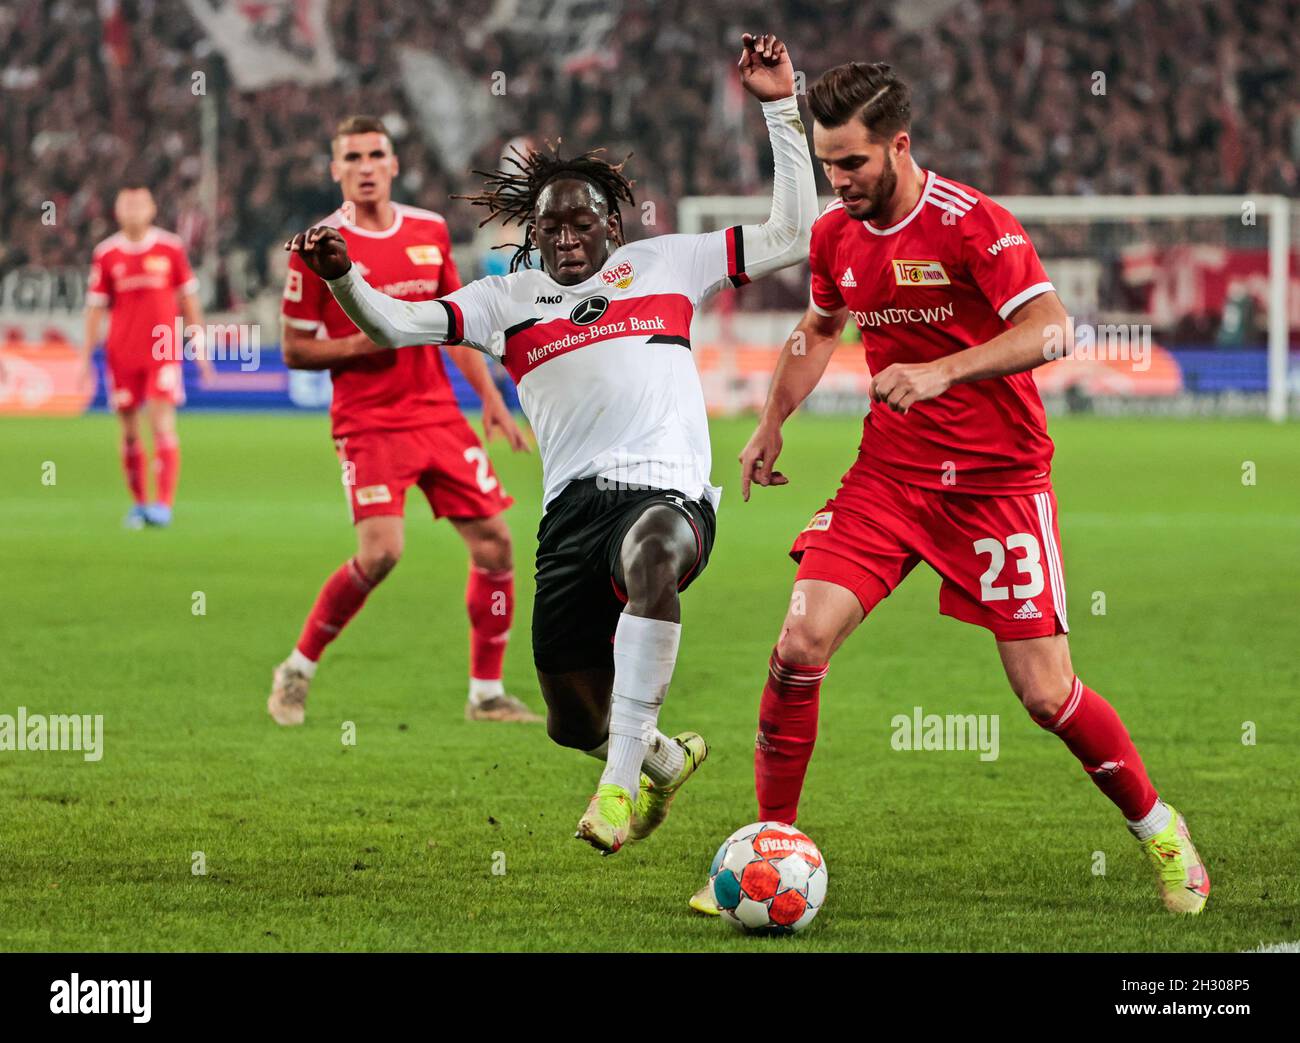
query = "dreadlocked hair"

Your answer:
(454, 142), (636, 273)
